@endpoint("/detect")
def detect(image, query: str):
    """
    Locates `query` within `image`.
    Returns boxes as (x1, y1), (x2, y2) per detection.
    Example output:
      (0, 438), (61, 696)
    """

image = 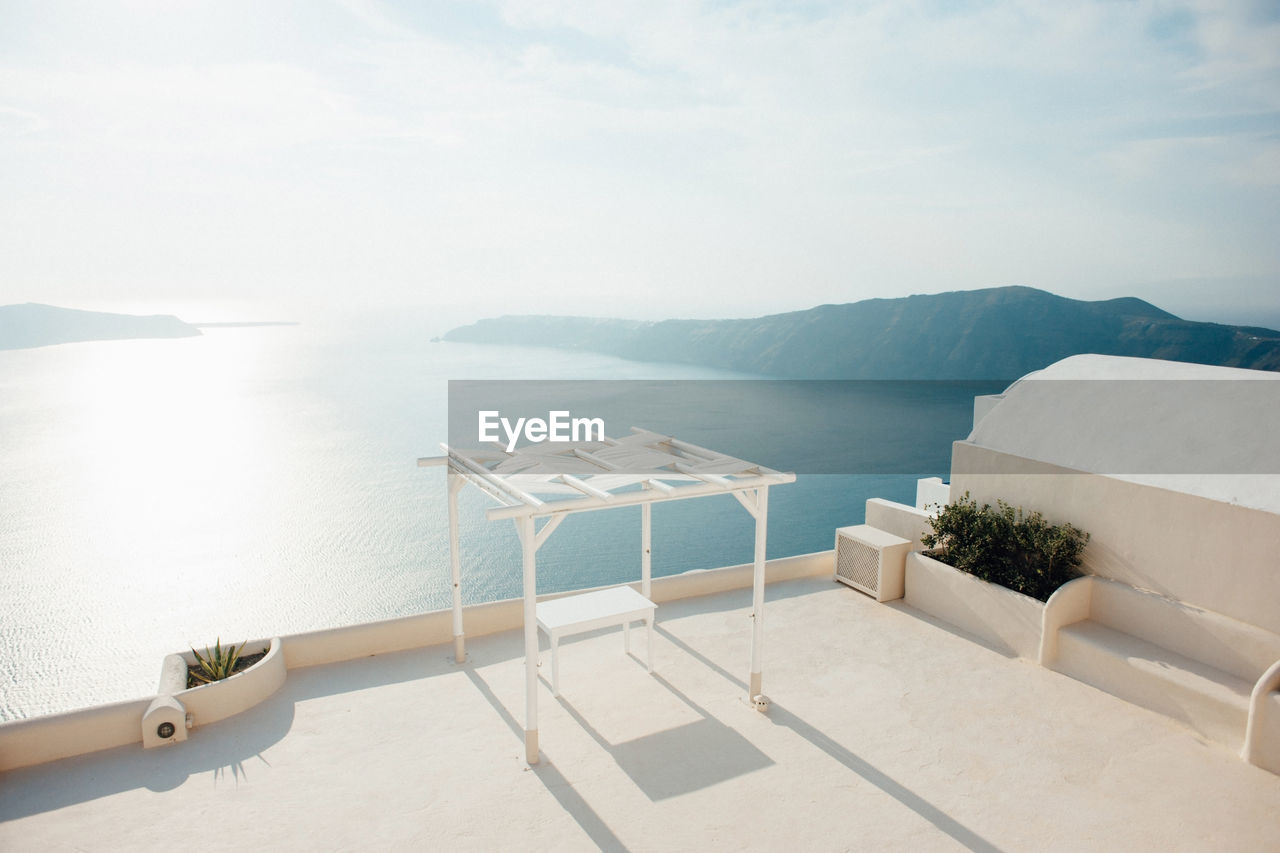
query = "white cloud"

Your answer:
(0, 0), (1276, 322)
(0, 104), (47, 135)
(0, 62), (360, 155)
